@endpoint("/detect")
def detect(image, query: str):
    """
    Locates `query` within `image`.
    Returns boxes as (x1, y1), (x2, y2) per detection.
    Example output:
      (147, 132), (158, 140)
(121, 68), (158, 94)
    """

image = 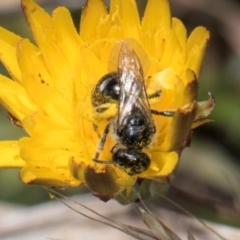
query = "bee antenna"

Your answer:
(93, 159), (114, 165)
(151, 109), (175, 117)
